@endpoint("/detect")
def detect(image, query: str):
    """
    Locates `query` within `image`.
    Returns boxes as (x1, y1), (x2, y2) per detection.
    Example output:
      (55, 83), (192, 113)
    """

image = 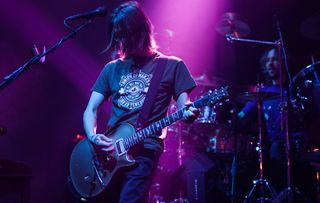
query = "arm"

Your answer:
(83, 91), (114, 151)
(83, 91), (104, 138)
